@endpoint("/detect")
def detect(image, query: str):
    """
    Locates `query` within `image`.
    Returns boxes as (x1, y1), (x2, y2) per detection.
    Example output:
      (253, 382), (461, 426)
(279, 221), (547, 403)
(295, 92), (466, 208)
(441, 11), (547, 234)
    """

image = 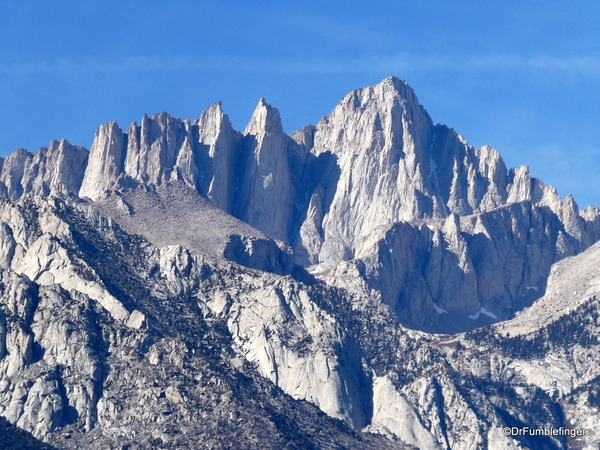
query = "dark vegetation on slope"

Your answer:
(466, 296), (600, 360)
